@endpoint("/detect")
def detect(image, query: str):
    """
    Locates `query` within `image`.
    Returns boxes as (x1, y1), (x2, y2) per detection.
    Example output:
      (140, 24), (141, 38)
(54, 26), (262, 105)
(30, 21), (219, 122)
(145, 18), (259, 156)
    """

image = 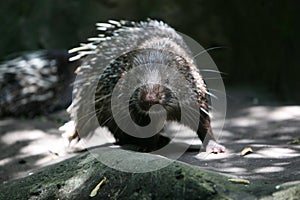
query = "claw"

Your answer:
(206, 140), (225, 154)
